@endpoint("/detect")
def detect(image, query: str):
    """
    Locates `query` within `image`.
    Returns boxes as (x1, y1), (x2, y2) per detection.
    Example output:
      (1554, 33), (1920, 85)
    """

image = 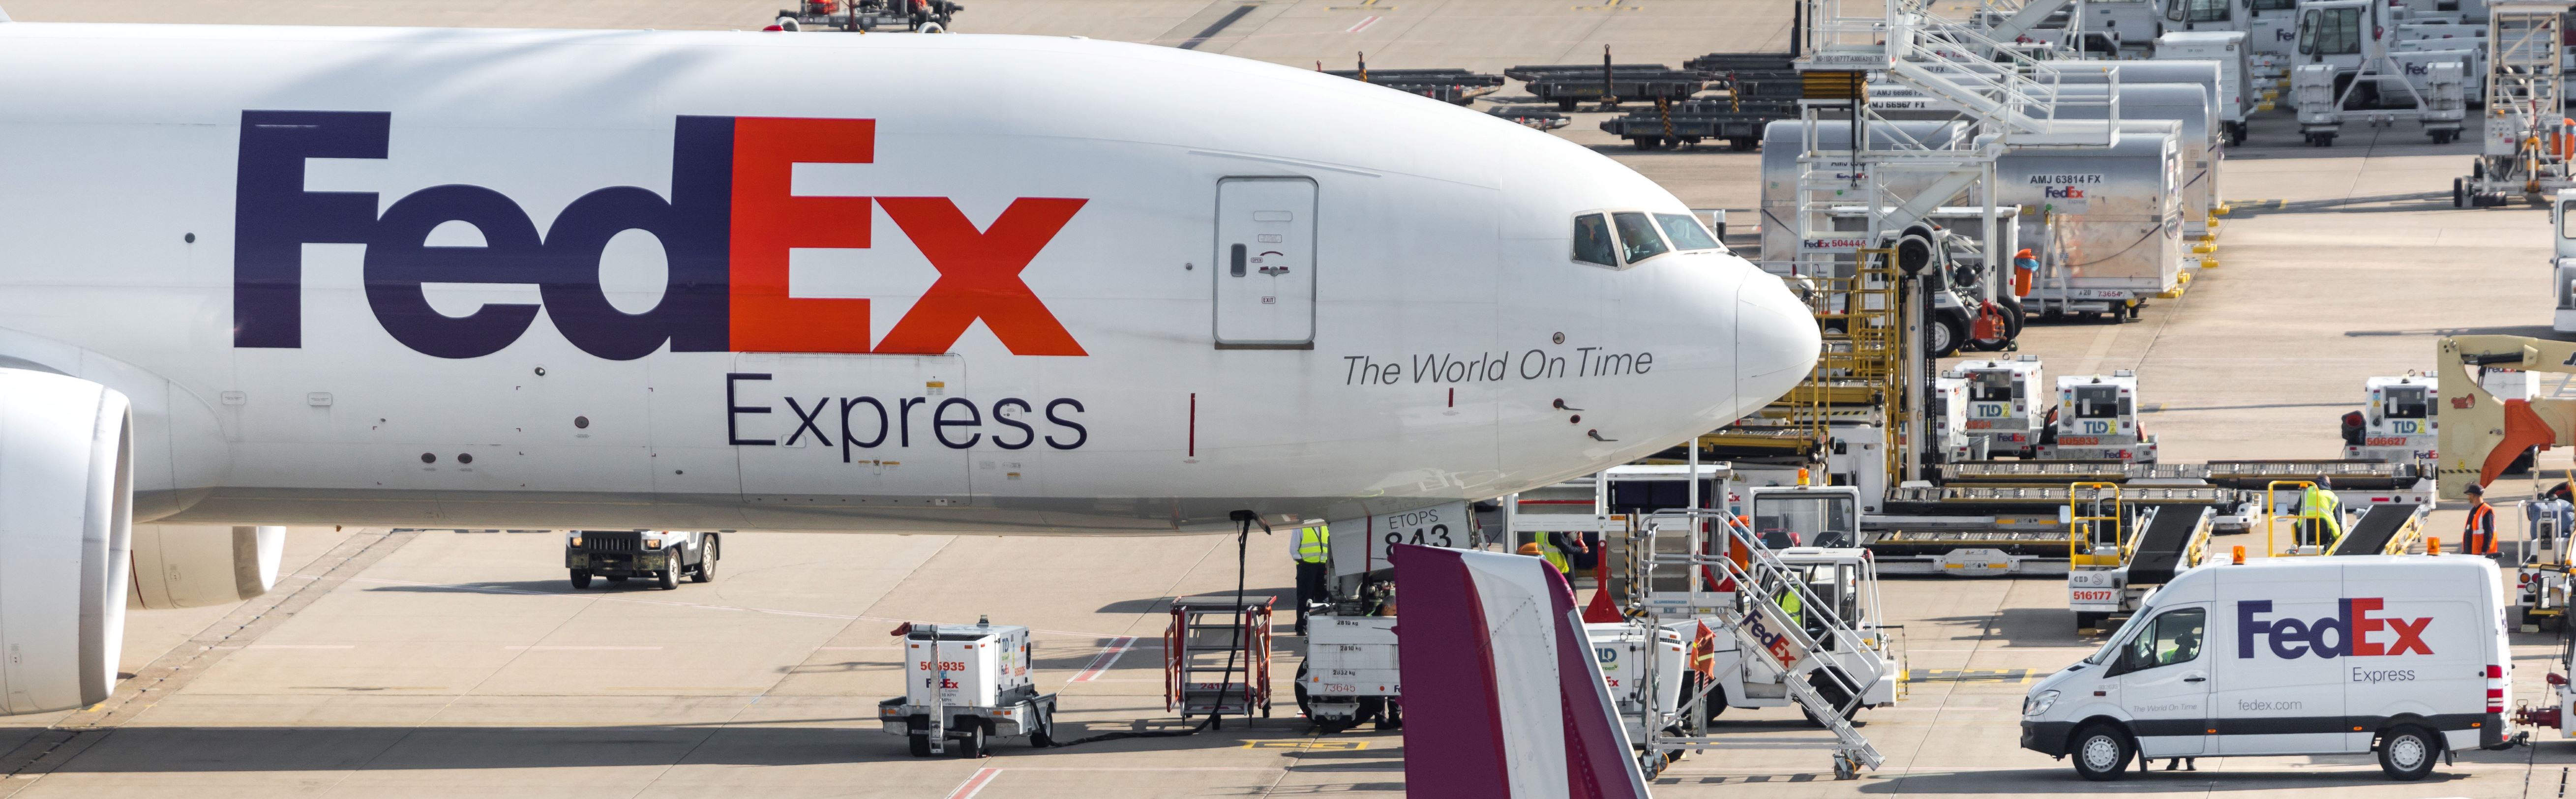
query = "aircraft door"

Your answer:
(1213, 177), (1317, 349)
